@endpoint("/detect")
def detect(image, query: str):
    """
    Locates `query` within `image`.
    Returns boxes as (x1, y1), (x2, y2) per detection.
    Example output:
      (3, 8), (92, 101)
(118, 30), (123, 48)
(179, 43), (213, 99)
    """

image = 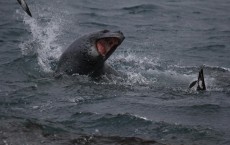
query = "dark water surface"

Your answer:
(1, 0), (230, 145)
